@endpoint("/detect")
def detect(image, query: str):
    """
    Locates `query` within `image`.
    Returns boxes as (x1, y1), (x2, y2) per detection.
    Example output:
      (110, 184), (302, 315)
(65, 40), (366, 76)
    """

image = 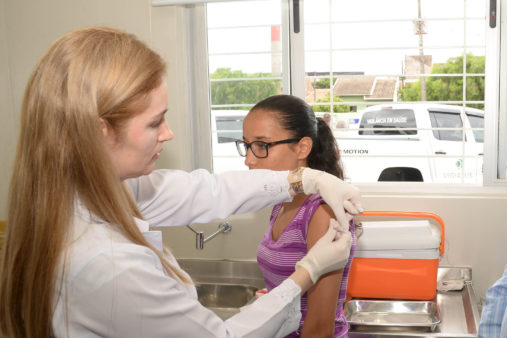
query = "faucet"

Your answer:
(186, 222), (232, 250)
